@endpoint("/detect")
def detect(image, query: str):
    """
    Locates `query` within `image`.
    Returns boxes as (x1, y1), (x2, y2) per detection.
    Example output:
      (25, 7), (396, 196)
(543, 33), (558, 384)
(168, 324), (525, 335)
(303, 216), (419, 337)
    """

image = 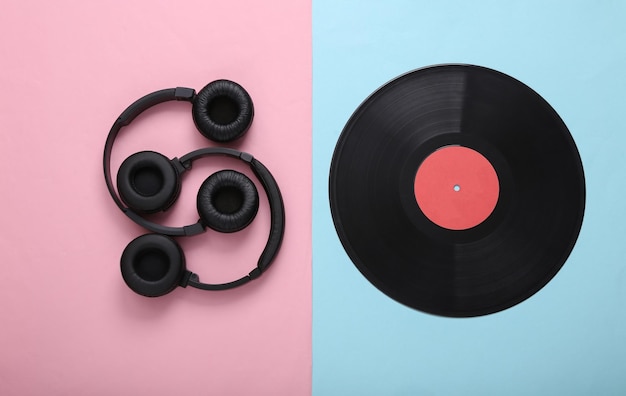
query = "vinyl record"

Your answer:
(329, 64), (585, 317)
